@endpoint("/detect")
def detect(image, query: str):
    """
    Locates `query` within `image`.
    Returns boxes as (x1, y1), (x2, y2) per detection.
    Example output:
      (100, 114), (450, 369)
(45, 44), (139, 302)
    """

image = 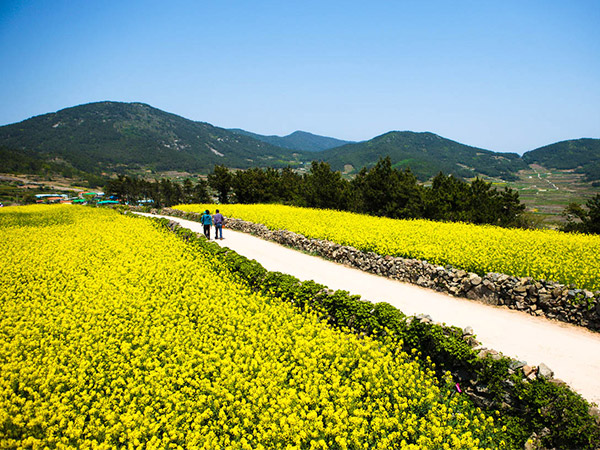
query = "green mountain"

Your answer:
(317, 131), (527, 181)
(522, 138), (600, 181)
(3, 101), (597, 184)
(229, 129), (353, 152)
(0, 101), (307, 174)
